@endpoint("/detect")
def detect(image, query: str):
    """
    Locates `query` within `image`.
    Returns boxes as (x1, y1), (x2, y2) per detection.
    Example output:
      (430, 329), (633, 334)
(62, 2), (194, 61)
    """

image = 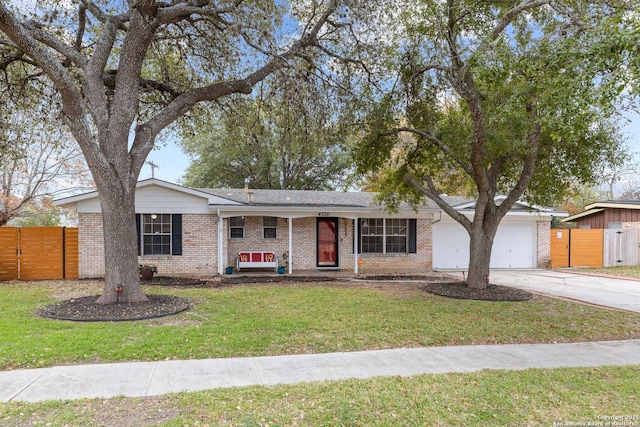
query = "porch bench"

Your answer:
(236, 251), (278, 272)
